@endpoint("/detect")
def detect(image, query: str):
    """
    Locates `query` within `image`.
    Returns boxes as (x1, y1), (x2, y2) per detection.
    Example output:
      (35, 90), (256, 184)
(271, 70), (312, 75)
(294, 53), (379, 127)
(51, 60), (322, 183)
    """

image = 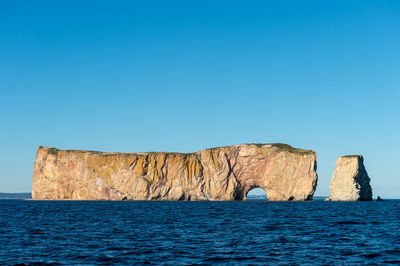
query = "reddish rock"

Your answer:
(32, 143), (318, 201)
